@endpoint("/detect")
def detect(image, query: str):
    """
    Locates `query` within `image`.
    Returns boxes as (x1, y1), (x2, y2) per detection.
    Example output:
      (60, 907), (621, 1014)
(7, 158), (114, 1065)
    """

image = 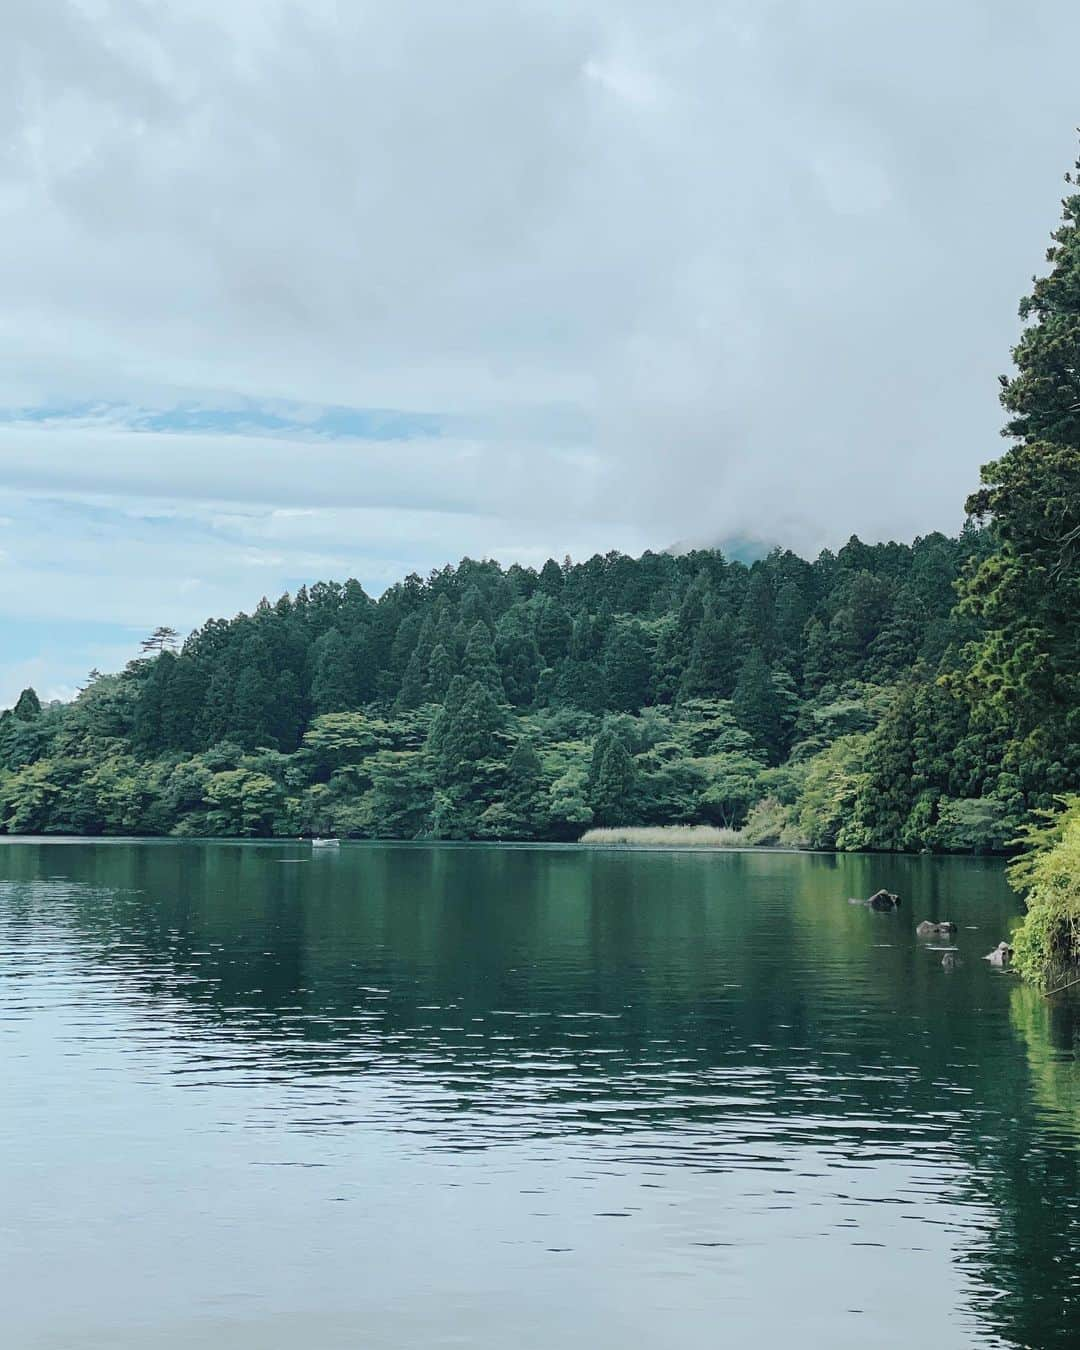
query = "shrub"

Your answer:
(1009, 796), (1080, 988)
